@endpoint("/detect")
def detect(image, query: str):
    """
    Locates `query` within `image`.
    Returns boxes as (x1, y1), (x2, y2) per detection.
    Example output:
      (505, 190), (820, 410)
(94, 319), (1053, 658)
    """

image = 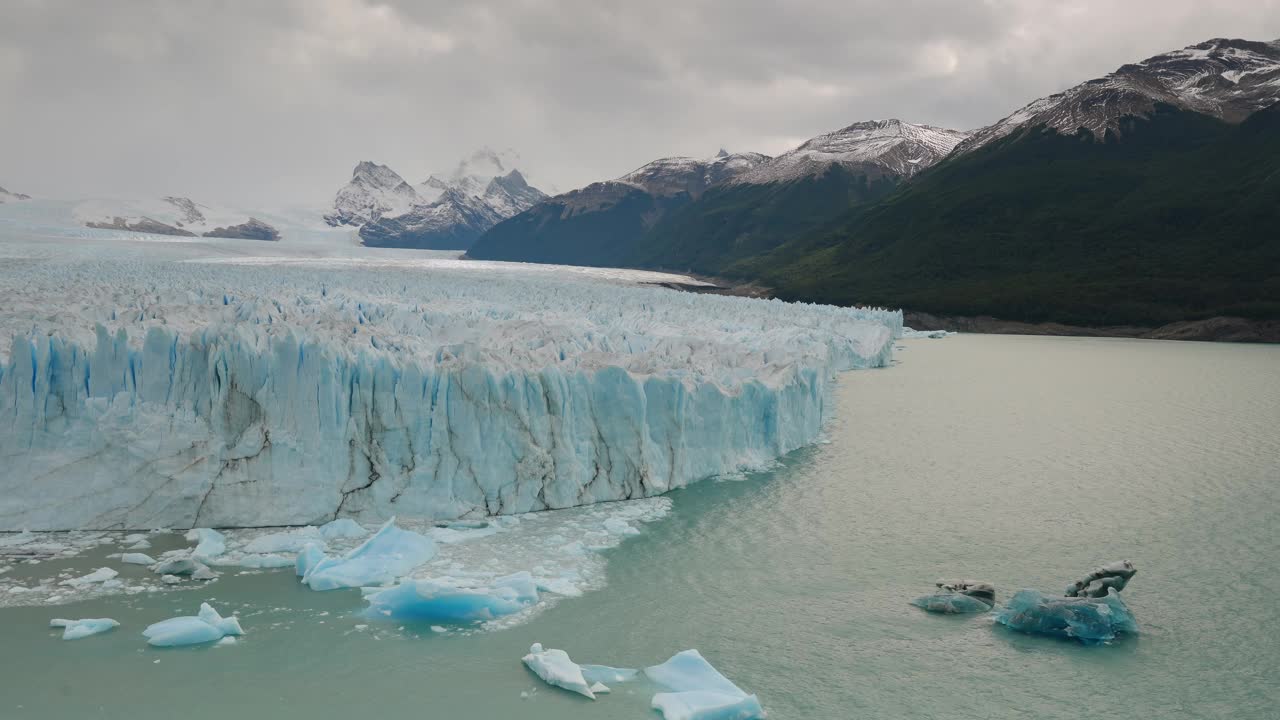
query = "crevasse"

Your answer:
(0, 258), (897, 530)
